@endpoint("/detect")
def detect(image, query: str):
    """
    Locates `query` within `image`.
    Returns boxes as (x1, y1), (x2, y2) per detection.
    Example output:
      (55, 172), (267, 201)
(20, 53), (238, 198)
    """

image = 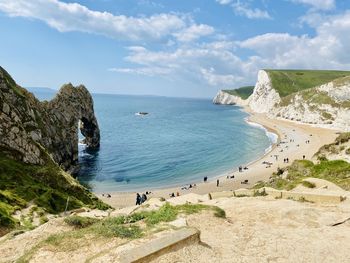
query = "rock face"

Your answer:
(214, 69), (350, 131)
(0, 66), (100, 173)
(257, 75), (350, 131)
(213, 90), (248, 106)
(248, 70), (281, 113)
